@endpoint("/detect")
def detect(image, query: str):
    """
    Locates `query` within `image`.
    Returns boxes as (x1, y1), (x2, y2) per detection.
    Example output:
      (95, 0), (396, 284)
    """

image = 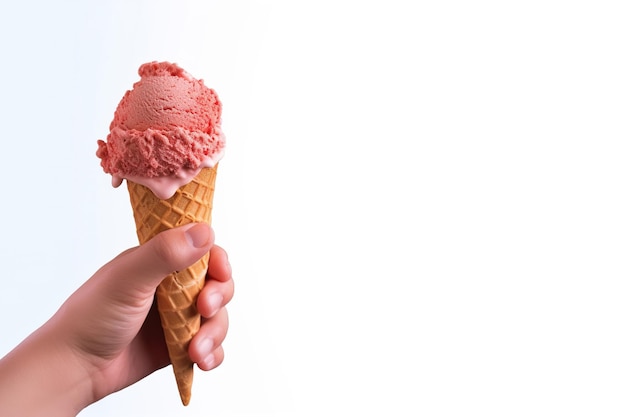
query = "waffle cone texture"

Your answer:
(127, 165), (218, 405)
